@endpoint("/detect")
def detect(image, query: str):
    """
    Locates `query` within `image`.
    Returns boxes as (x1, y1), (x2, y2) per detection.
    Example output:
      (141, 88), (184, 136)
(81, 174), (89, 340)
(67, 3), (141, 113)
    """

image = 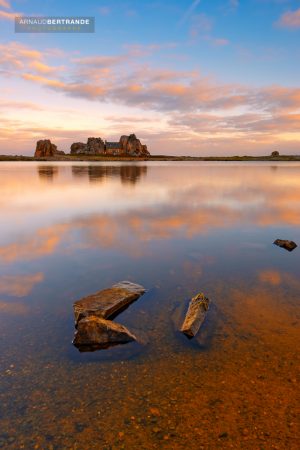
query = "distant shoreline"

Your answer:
(1, 154), (300, 162)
